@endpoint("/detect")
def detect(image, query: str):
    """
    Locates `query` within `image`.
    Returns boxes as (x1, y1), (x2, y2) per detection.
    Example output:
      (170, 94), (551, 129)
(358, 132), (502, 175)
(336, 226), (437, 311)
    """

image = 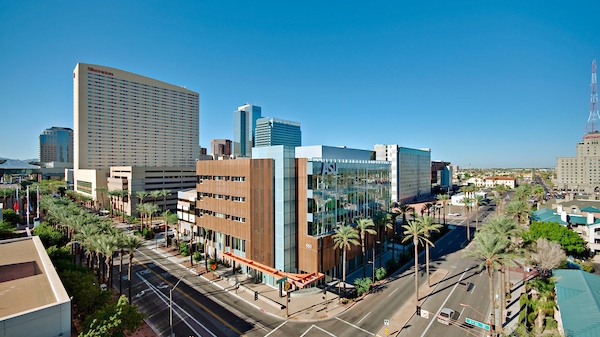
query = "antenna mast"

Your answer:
(585, 59), (599, 134)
